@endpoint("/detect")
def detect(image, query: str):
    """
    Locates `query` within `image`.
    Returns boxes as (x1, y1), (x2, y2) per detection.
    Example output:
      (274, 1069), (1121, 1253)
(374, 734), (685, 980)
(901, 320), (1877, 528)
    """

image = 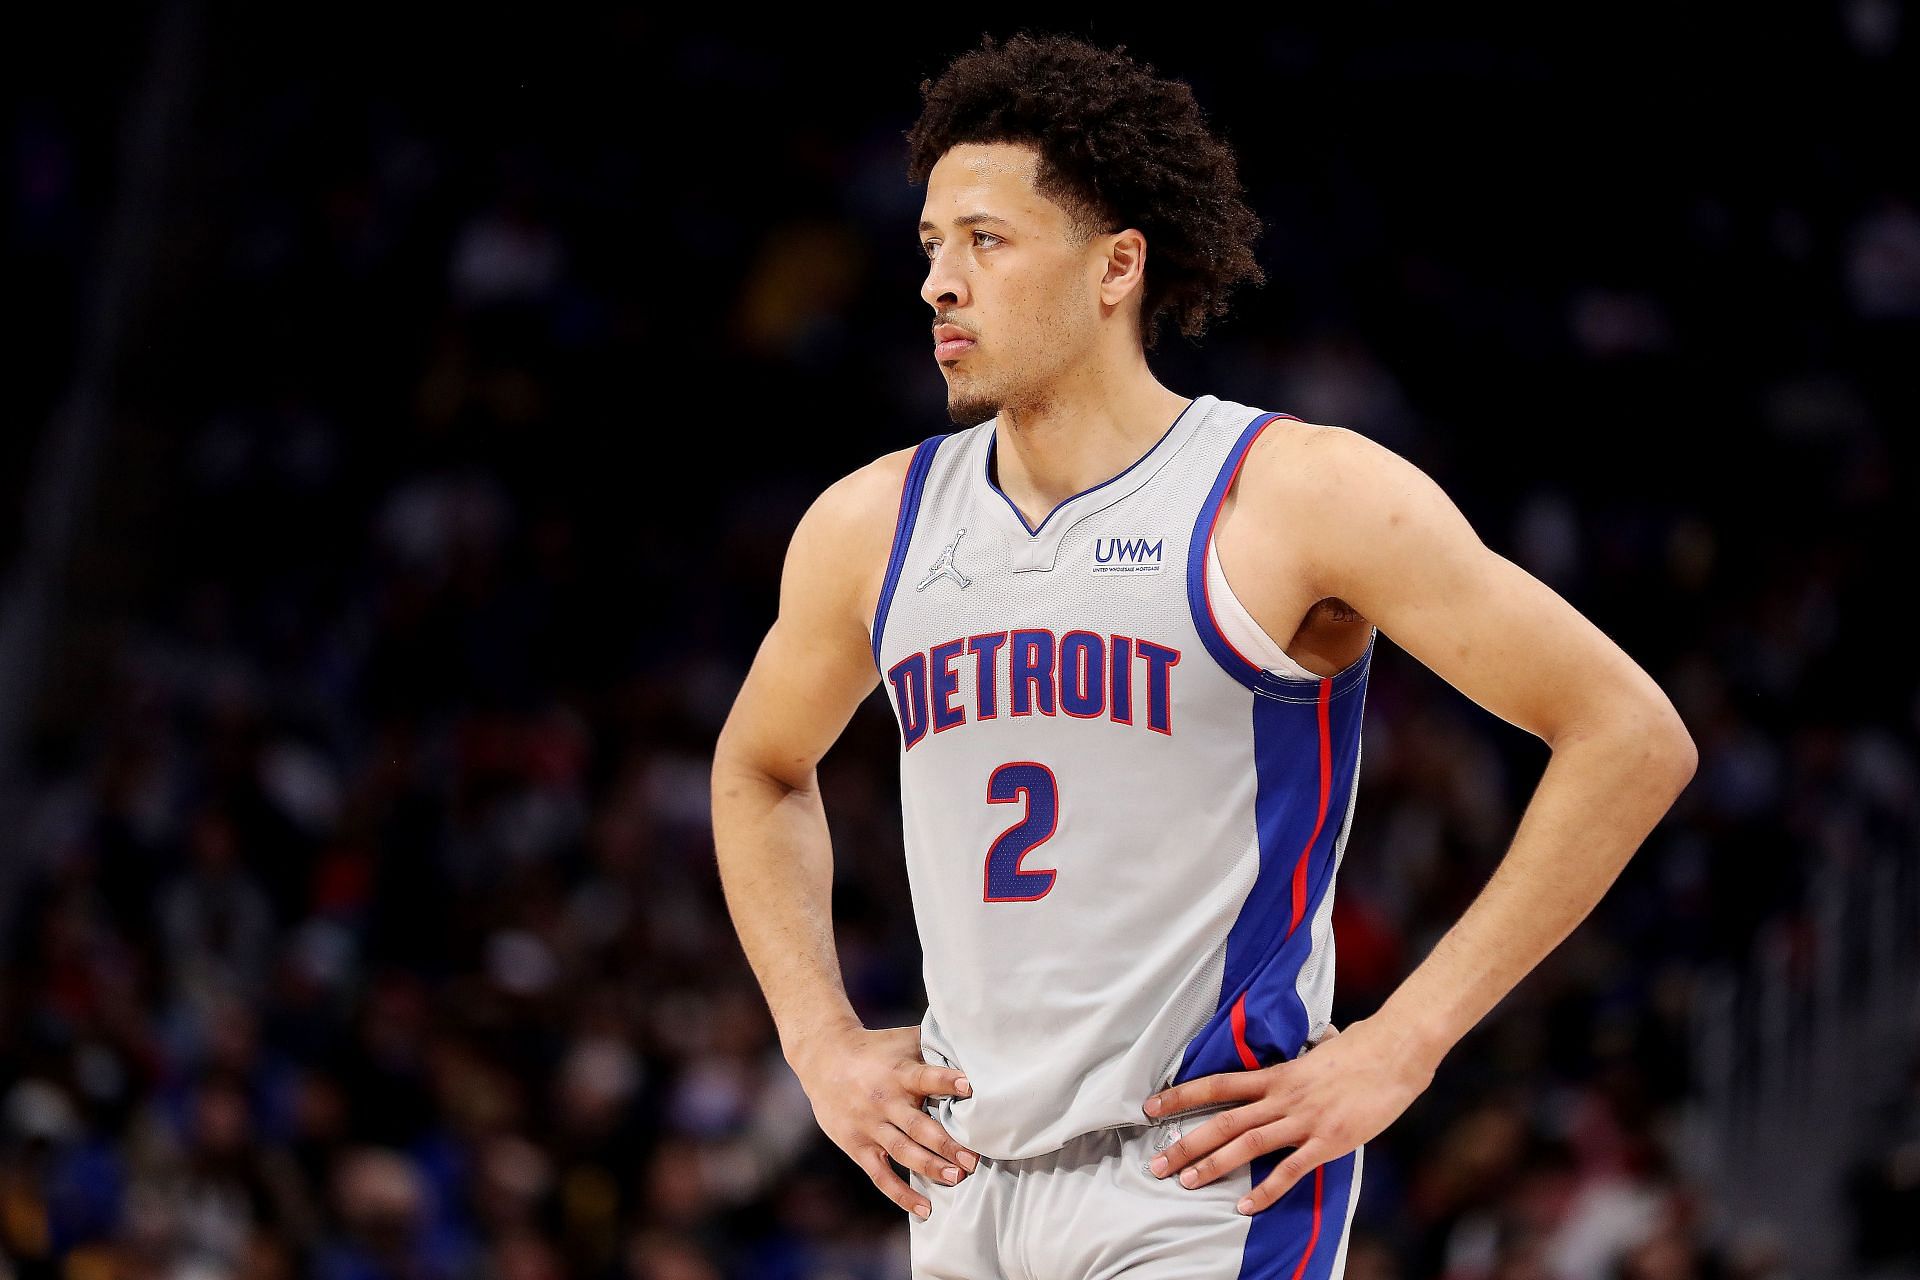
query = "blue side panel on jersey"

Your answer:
(1242, 683), (1369, 1057)
(1172, 673), (1368, 1084)
(871, 435), (949, 670)
(1240, 1147), (1360, 1279)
